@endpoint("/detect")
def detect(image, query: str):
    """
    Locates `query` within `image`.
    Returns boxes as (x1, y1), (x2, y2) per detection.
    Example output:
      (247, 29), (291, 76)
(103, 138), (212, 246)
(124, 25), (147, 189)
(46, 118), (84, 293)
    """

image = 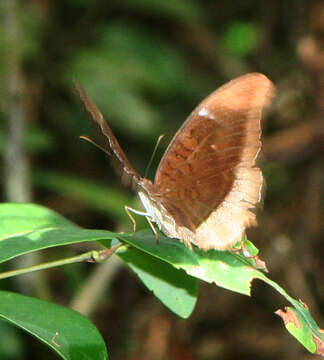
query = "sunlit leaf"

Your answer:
(120, 230), (262, 295)
(0, 203), (114, 264)
(1, 203), (323, 355)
